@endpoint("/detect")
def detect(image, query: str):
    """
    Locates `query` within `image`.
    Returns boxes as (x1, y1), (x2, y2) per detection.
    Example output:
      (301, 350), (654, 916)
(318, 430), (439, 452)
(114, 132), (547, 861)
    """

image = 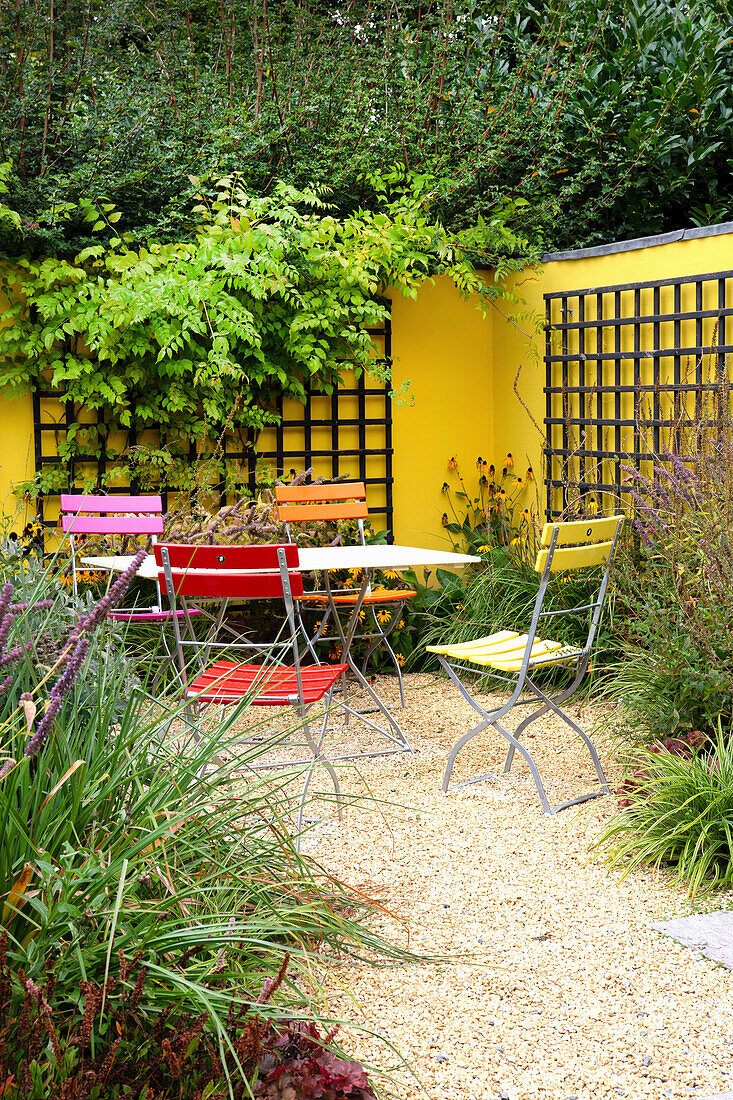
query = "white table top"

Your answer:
(82, 544), (479, 581)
